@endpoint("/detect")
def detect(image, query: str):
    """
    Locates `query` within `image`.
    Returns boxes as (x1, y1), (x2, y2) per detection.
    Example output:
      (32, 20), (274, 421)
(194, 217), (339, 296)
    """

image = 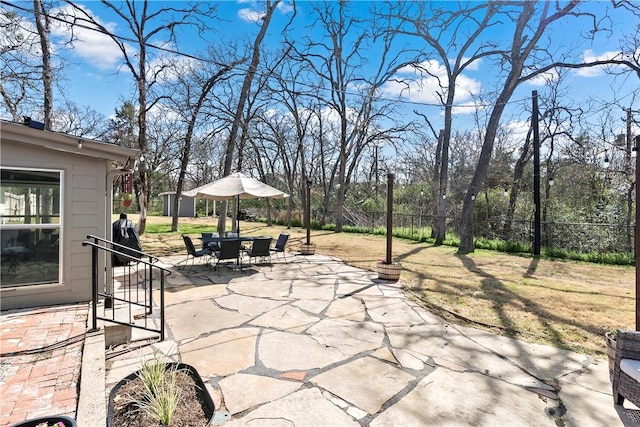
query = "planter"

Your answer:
(9, 415), (77, 427)
(605, 331), (617, 382)
(300, 243), (316, 255)
(377, 261), (401, 281)
(107, 362), (214, 427)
